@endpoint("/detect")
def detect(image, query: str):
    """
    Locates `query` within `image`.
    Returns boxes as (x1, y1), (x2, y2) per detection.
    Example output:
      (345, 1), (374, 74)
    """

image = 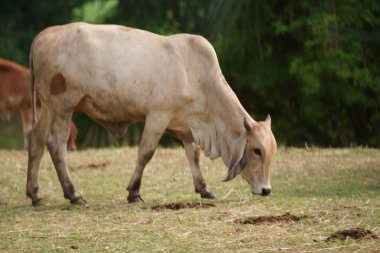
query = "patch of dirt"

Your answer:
(326, 228), (378, 241)
(235, 212), (307, 225)
(152, 201), (216, 211)
(332, 205), (361, 211)
(73, 161), (109, 170)
(70, 245), (79, 250)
